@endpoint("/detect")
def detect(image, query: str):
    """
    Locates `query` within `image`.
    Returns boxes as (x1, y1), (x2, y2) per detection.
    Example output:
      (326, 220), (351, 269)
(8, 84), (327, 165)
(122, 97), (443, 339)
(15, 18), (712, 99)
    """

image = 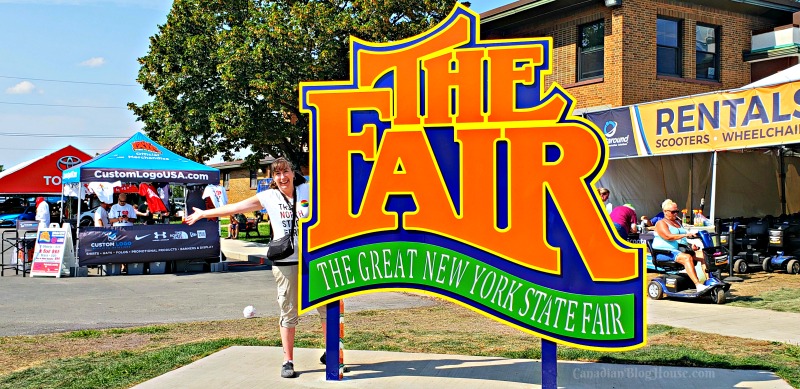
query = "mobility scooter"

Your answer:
(765, 221), (800, 274)
(647, 231), (731, 304)
(720, 217), (772, 274)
